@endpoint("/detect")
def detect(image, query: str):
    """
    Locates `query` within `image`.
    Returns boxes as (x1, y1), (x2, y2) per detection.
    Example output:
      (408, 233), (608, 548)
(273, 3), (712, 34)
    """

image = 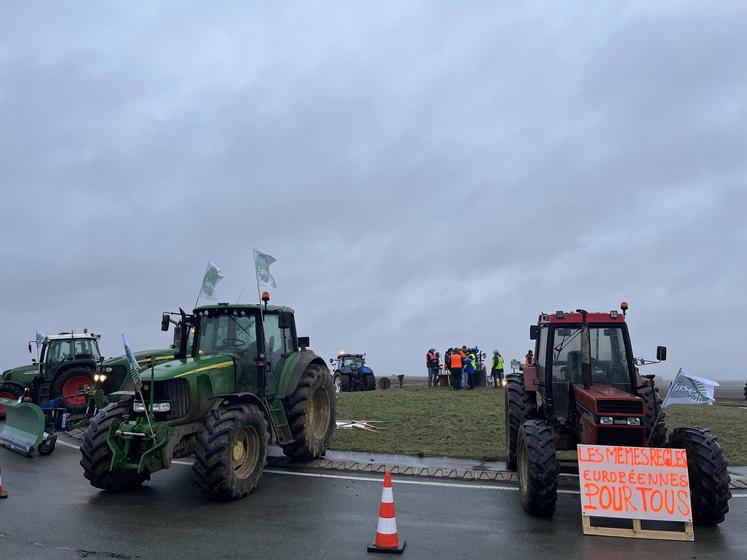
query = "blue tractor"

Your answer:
(330, 353), (376, 393)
